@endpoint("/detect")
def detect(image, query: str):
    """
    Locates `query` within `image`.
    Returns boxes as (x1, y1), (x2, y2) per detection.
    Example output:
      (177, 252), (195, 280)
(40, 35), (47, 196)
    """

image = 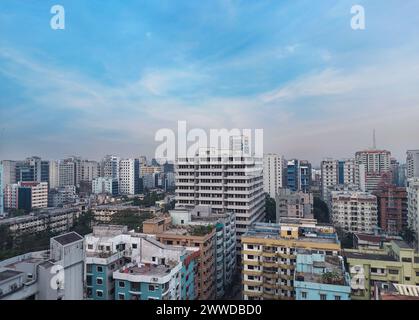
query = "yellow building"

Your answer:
(241, 218), (341, 300)
(344, 240), (419, 300)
